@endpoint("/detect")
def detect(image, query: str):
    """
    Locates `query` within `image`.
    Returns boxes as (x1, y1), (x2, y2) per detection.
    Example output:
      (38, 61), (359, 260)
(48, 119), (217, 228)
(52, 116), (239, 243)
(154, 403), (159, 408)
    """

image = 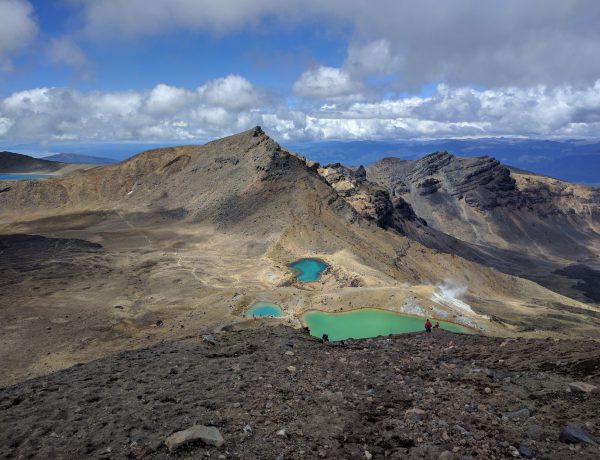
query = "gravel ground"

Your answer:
(1, 325), (600, 459)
